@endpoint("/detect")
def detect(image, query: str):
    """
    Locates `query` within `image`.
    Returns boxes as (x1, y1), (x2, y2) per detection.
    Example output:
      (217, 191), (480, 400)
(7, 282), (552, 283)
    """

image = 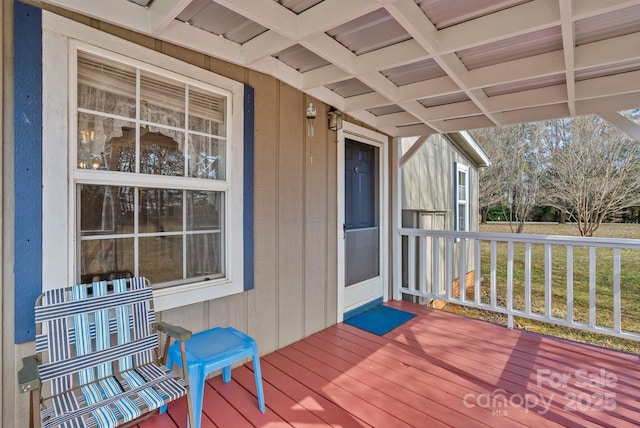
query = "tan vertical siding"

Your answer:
(277, 83), (305, 347)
